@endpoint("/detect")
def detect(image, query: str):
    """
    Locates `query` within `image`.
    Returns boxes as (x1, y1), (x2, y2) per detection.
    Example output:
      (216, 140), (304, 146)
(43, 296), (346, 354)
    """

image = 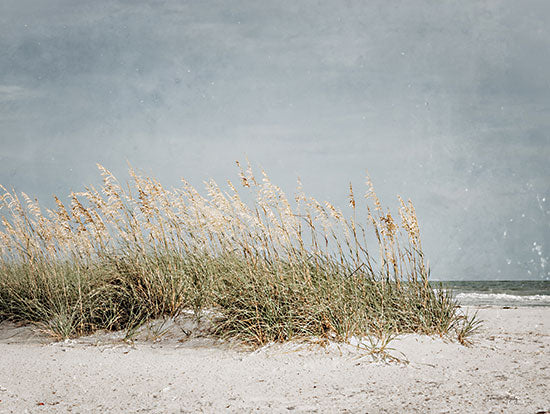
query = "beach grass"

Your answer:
(0, 161), (478, 346)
